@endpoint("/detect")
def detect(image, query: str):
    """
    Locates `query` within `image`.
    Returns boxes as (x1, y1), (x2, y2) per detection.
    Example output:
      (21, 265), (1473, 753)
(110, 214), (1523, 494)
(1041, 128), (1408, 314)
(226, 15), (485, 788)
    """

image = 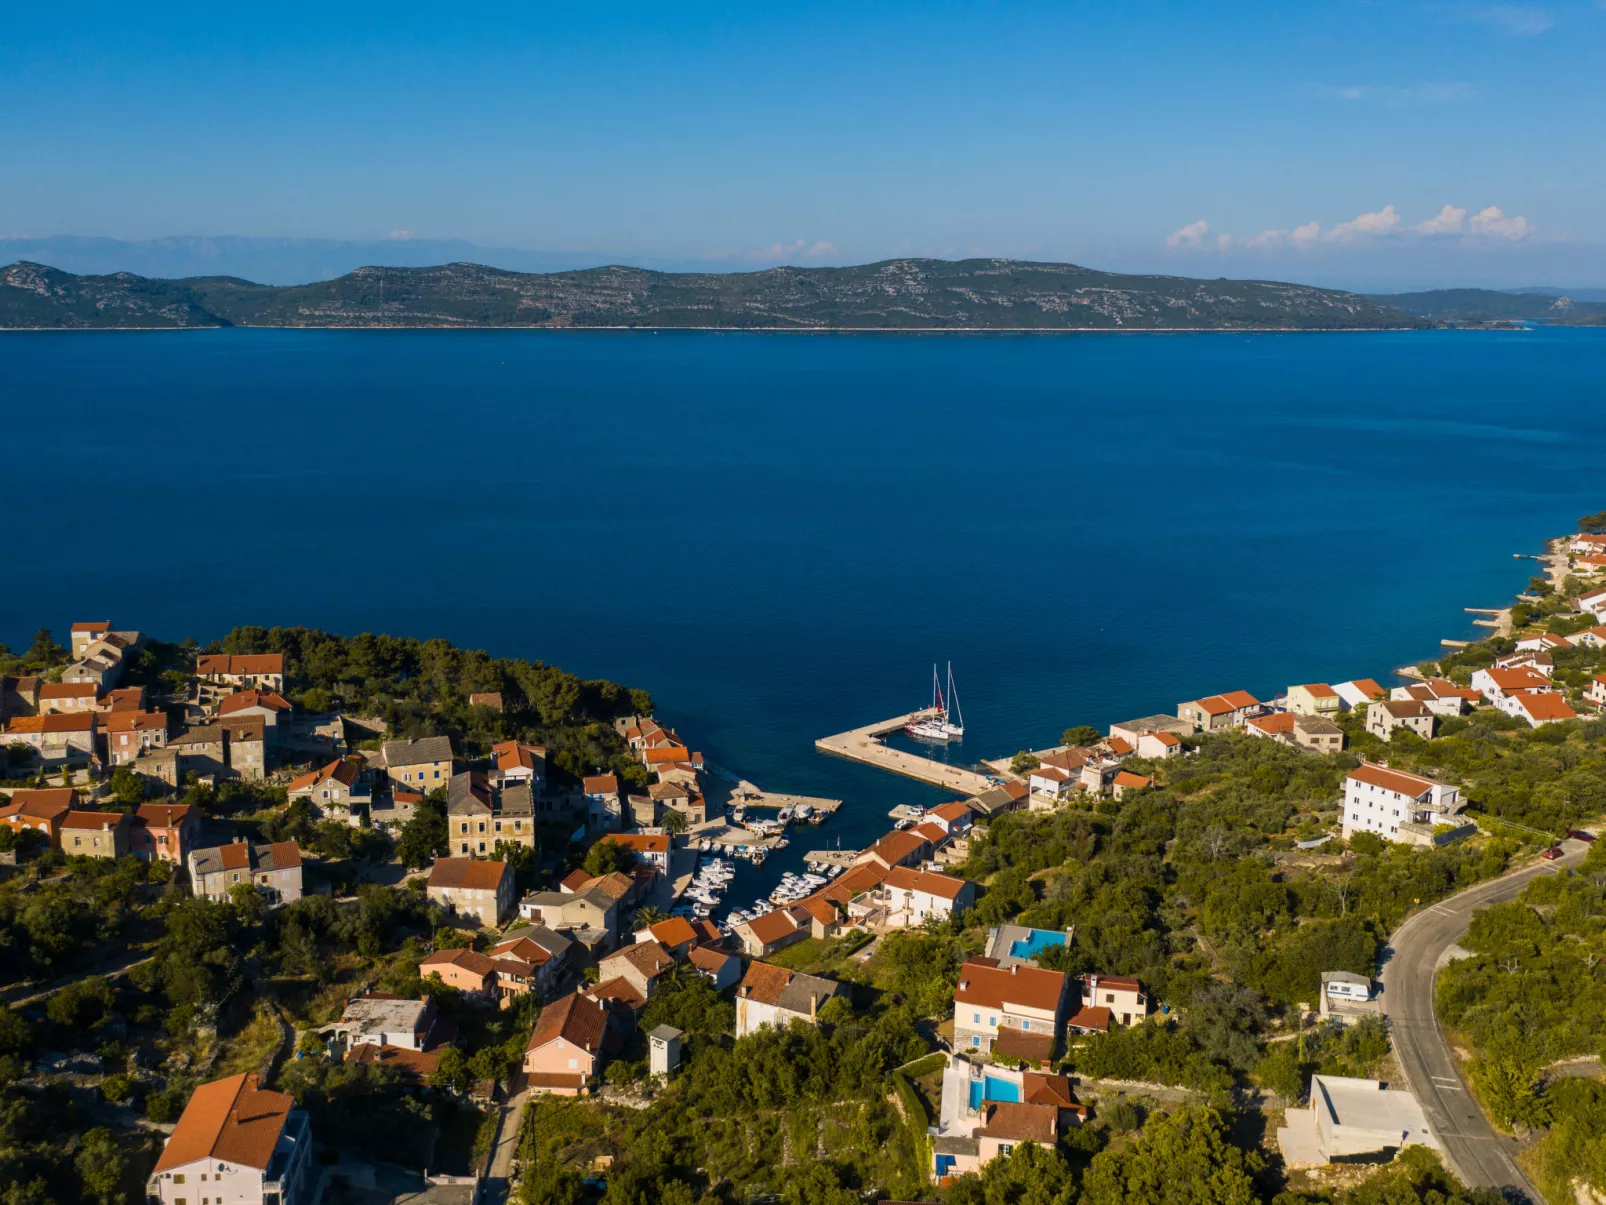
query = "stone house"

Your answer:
(189, 840), (304, 906)
(384, 735), (454, 793)
(0, 713), (97, 766)
(427, 857), (515, 926)
(734, 963), (845, 1038)
(1366, 699), (1435, 743)
(60, 810), (132, 860)
(37, 681), (98, 714)
(219, 715), (268, 778)
(103, 709), (169, 765)
(287, 758), (369, 821)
